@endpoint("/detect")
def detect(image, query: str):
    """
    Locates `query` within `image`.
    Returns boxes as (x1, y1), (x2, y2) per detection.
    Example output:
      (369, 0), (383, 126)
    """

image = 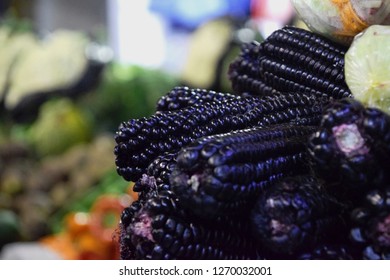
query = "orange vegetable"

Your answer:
(89, 195), (125, 244)
(65, 212), (90, 238)
(74, 232), (109, 260)
(40, 233), (78, 260)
